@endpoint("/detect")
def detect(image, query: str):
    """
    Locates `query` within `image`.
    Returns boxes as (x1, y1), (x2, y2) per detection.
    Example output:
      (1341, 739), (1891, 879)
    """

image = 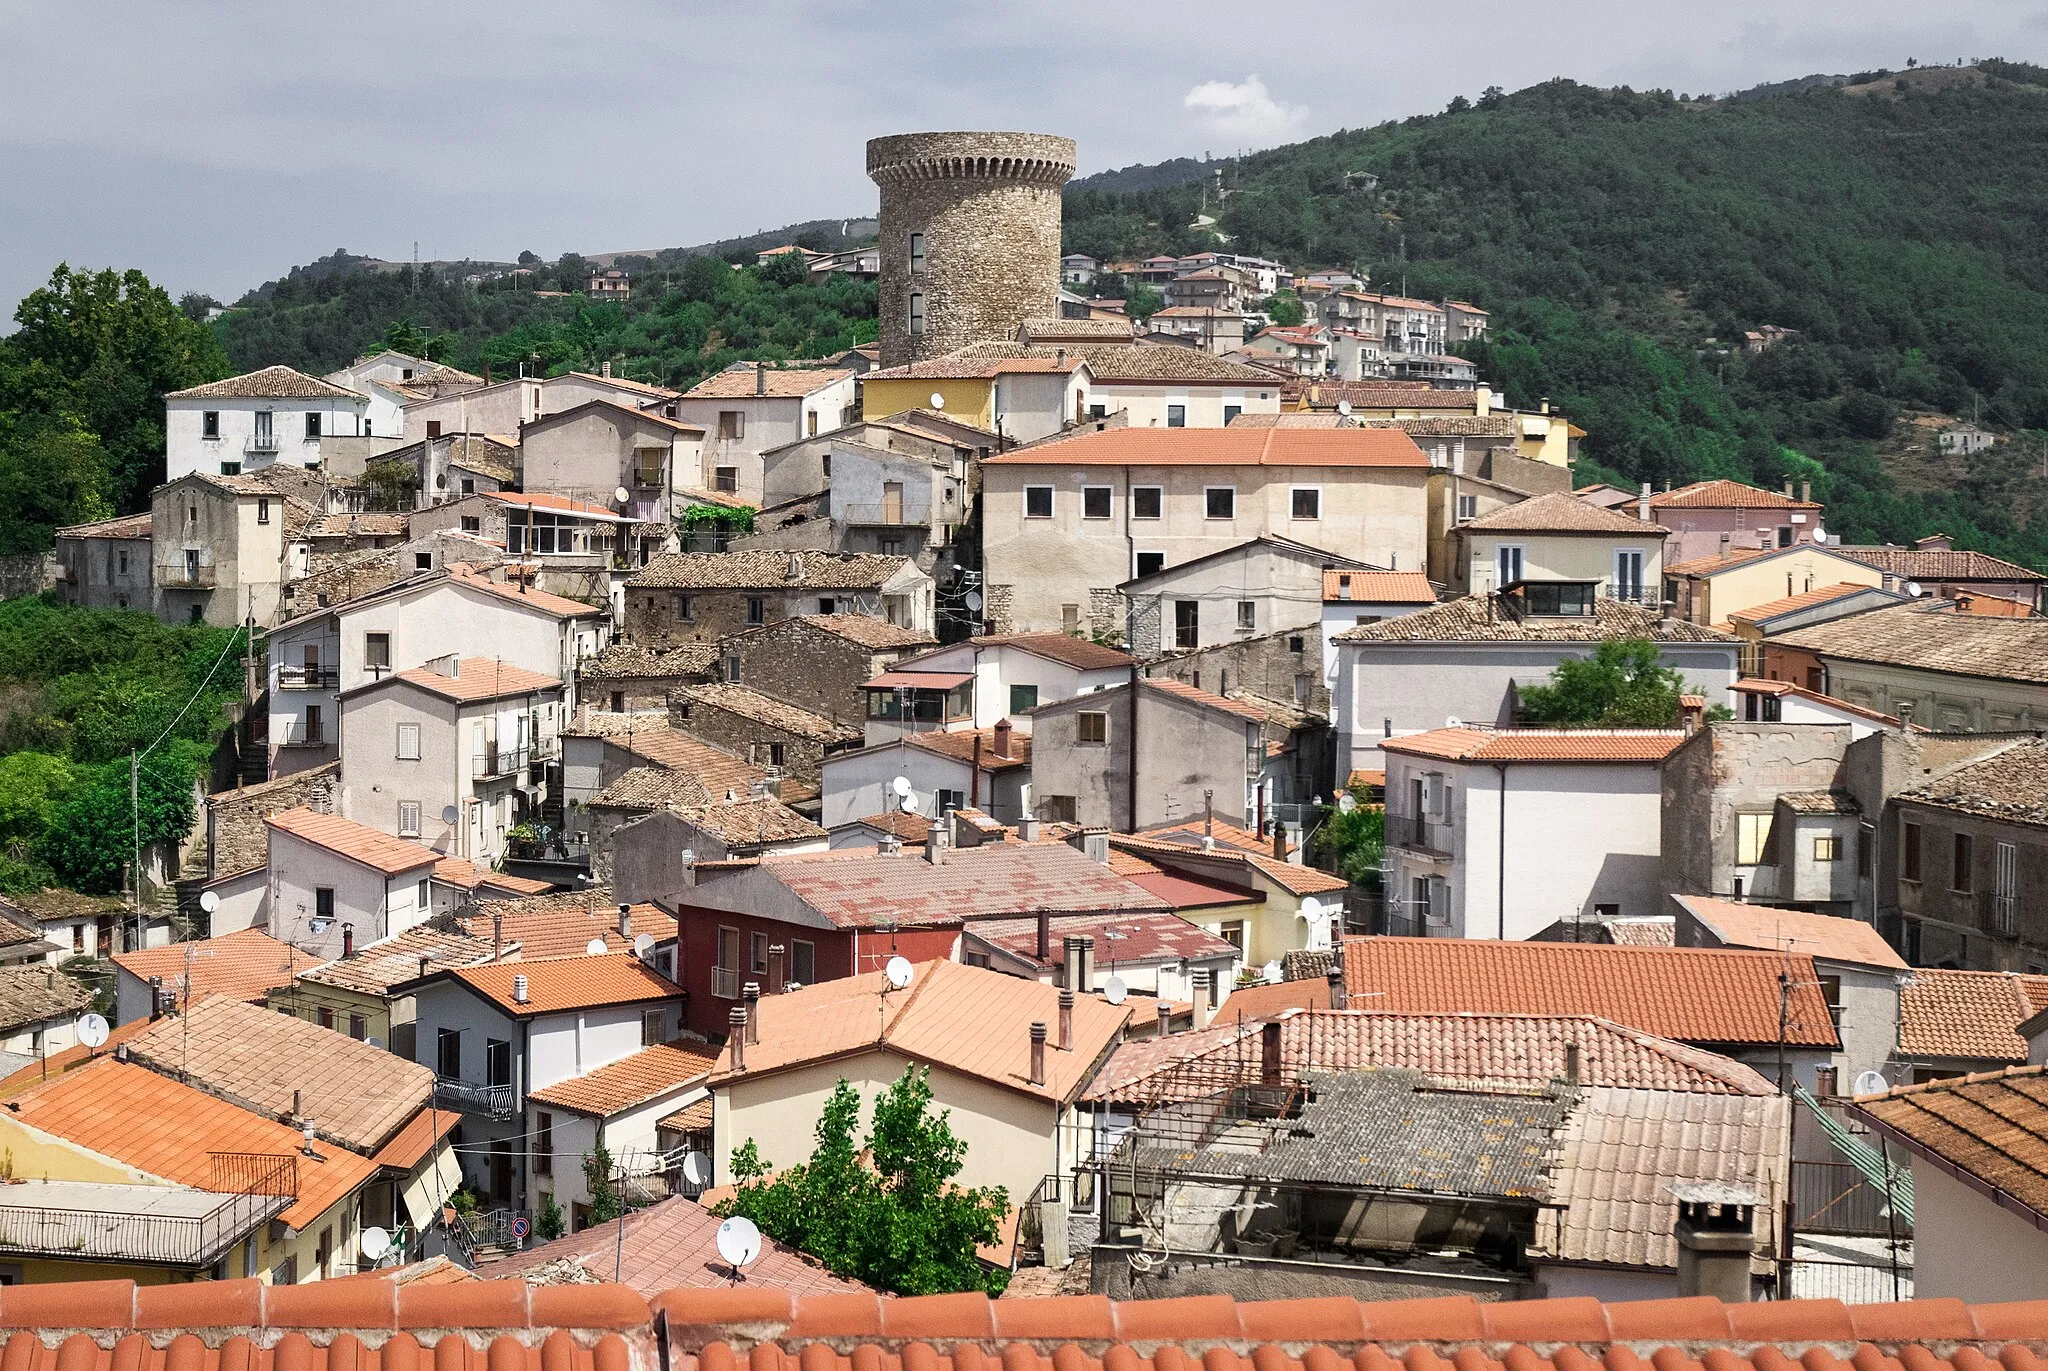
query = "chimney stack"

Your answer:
(1016, 813), (1039, 842)
(1029, 1022), (1048, 1086)
(1815, 1064), (1837, 1098)
(1157, 1000), (1173, 1037)
(148, 976), (165, 1021)
(1783, 480), (1794, 499)
(617, 902), (632, 941)
(1639, 481), (1652, 523)
(1260, 1019), (1283, 1084)
(1673, 1184), (1760, 1302)
(1273, 822), (1288, 861)
(1564, 1041), (1581, 1084)
(1058, 988), (1074, 1051)
(768, 943), (786, 993)
(512, 974), (529, 1005)
(1074, 935), (1094, 992)
(925, 823), (950, 866)
(1719, 532), (1732, 559)
(1036, 907), (1050, 963)
(1801, 481), (1812, 505)
(729, 1007), (748, 1070)
(742, 983), (761, 1043)
(993, 718), (1014, 760)
(341, 925), (355, 959)
(1326, 966), (1347, 1011)
(1203, 789), (1216, 850)
(1063, 934), (1087, 991)
(755, 360), (767, 396)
